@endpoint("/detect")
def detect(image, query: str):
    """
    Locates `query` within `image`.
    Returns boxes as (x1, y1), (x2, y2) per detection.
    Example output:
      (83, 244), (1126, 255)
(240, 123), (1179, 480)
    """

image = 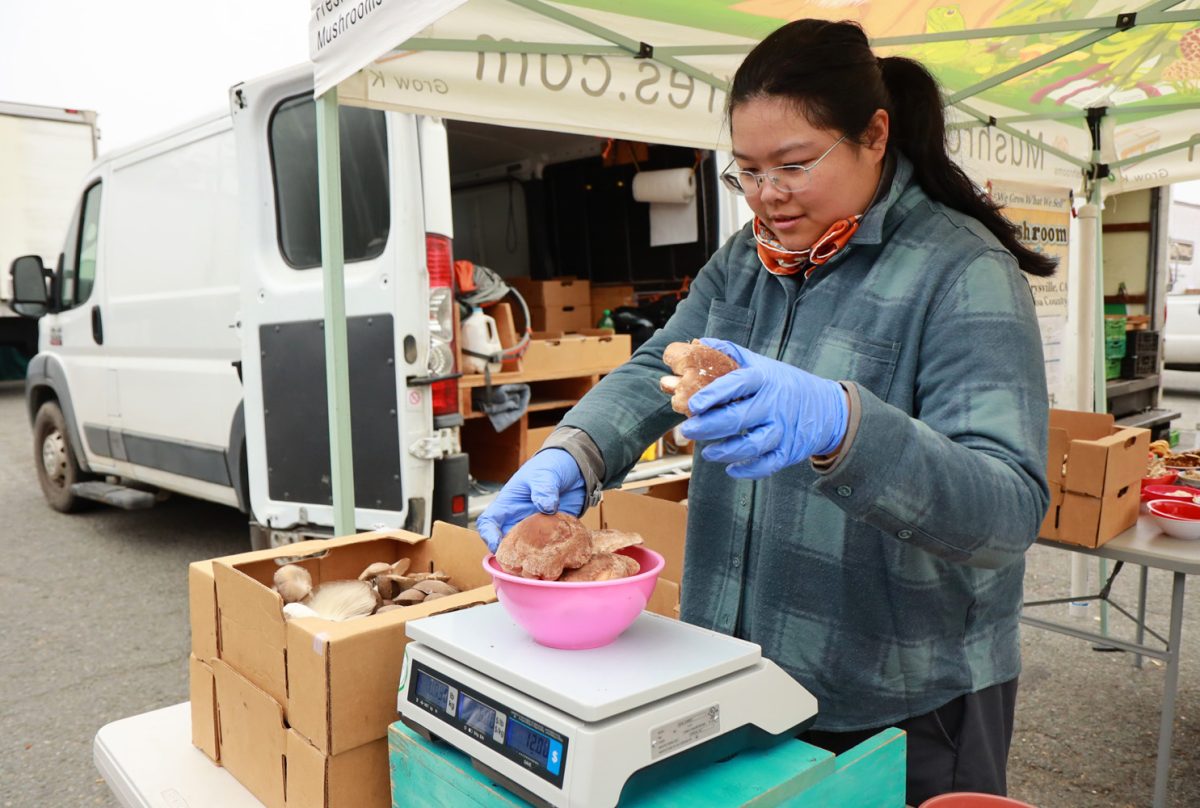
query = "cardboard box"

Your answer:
(1047, 409), (1150, 498)
(287, 731), (389, 808)
(1039, 409), (1149, 547)
(521, 333), (630, 376)
(214, 525), (495, 755)
(599, 487), (688, 618)
(524, 425), (556, 458)
(188, 560), (219, 663)
(215, 658), (393, 808)
(189, 655), (220, 764)
(510, 277), (591, 308)
(214, 658), (287, 808)
(590, 283), (636, 313)
(529, 303), (593, 333)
